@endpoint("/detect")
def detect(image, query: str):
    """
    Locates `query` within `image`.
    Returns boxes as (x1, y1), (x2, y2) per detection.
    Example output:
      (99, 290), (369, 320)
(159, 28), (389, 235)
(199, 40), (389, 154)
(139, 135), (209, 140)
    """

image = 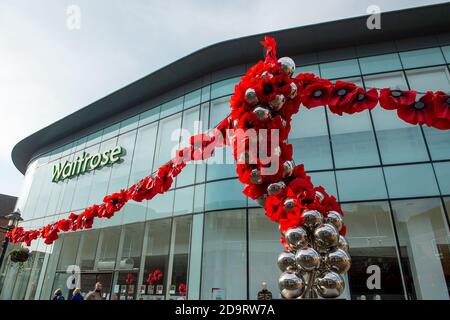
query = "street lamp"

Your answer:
(0, 211), (23, 270)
